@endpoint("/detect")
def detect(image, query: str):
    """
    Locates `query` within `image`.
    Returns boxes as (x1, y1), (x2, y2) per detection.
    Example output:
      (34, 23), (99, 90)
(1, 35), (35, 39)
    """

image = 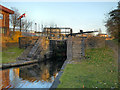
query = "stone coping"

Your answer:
(50, 59), (71, 89)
